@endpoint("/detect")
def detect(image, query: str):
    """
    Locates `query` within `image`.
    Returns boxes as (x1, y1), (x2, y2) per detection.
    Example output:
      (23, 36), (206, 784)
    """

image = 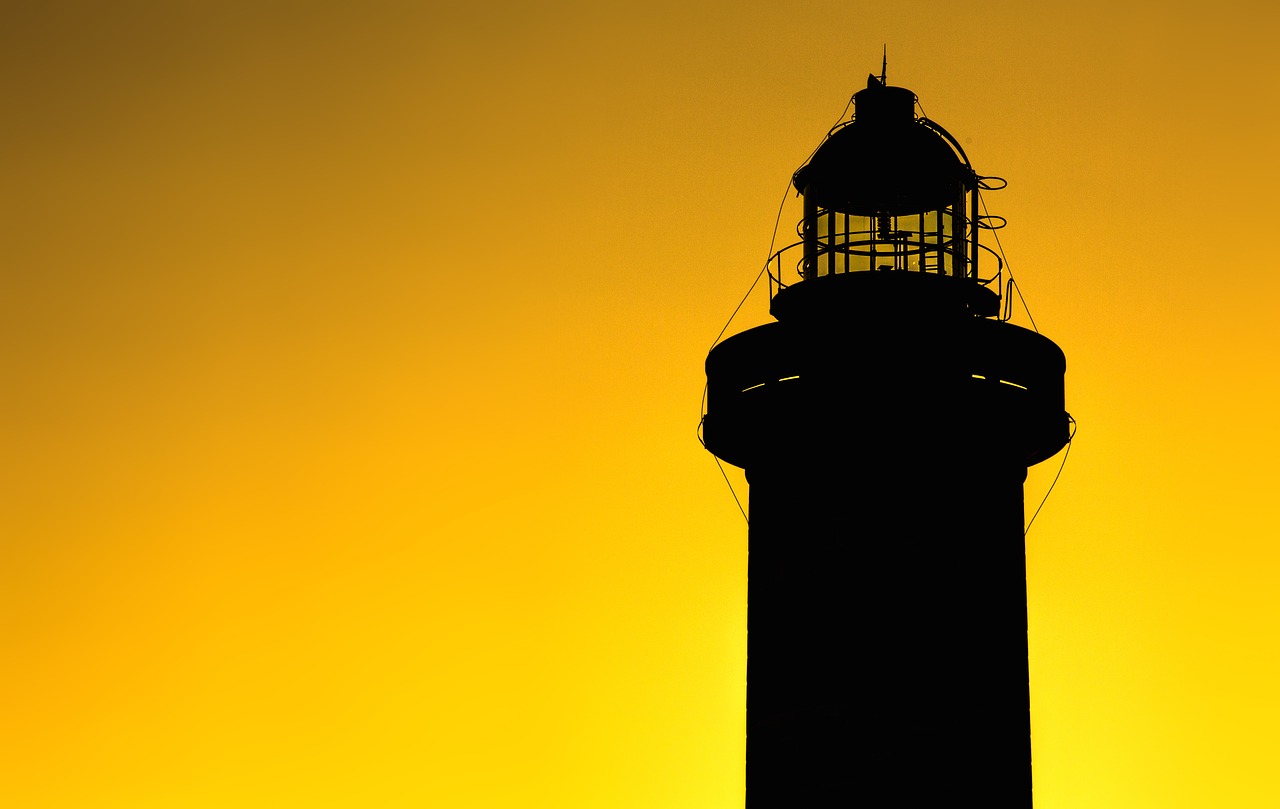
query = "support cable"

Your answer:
(1025, 414), (1076, 536)
(707, 97), (854, 354)
(714, 455), (749, 526)
(700, 98), (855, 525)
(979, 191), (1038, 333)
